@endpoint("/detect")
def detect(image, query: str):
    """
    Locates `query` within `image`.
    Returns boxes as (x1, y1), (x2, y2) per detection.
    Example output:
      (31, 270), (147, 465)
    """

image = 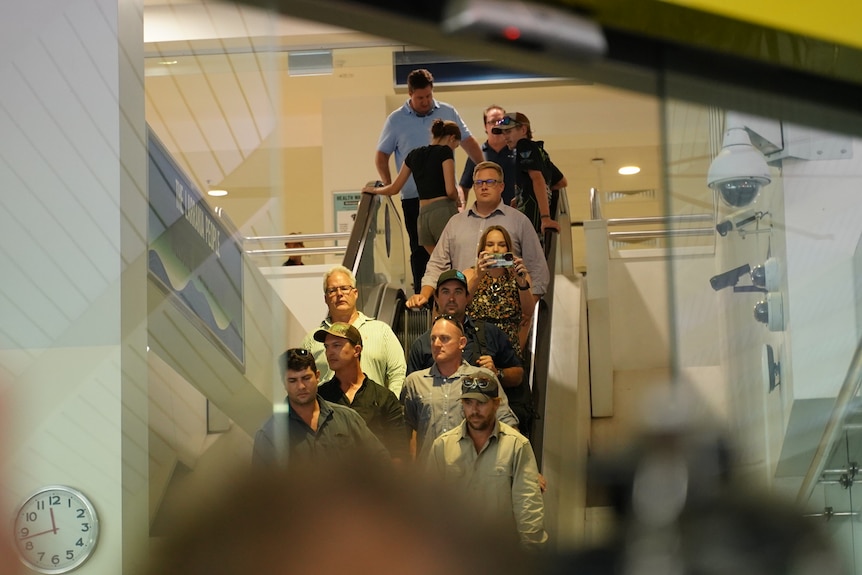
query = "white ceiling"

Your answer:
(142, 0), (714, 225)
